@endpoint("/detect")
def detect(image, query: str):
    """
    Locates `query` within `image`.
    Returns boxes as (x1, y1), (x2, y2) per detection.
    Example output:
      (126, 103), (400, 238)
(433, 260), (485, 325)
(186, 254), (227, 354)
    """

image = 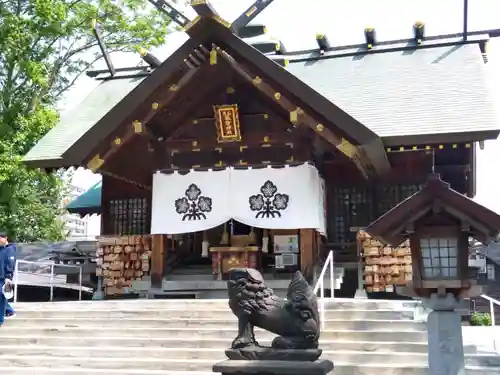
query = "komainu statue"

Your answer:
(226, 268), (321, 361)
